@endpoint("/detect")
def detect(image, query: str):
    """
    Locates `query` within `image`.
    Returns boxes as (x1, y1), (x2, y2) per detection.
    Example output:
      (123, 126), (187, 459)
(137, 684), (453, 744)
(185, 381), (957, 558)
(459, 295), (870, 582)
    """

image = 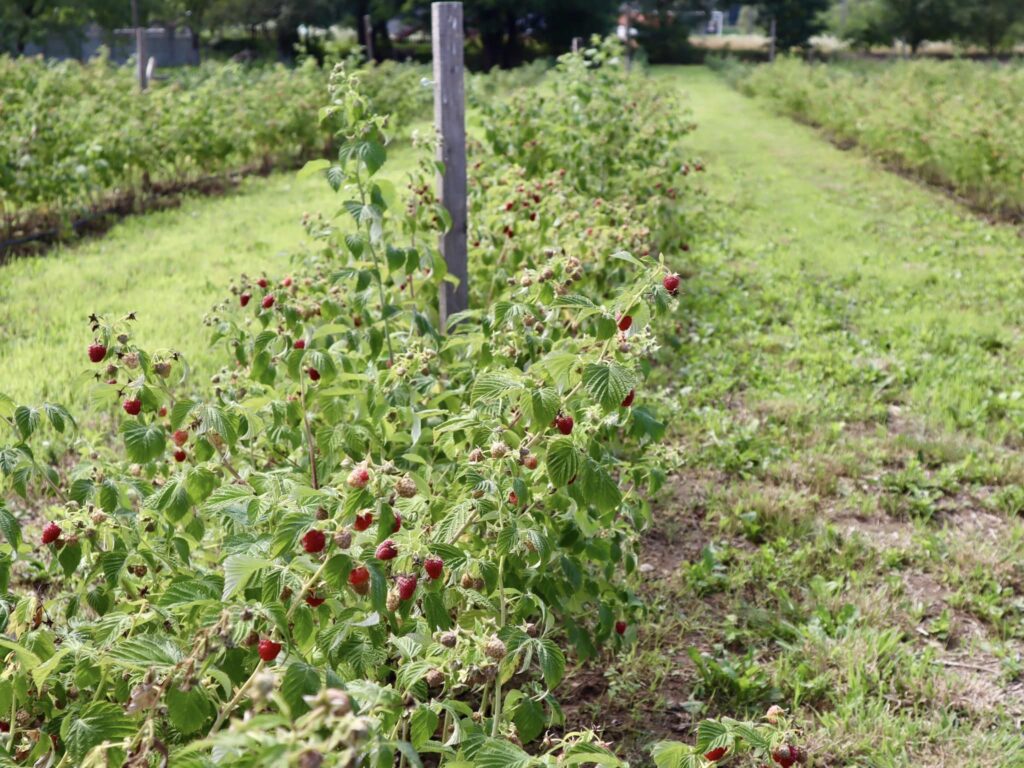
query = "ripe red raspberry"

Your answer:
(347, 467), (370, 489)
(621, 389), (635, 408)
(173, 449), (187, 463)
(396, 574), (418, 601)
(353, 512), (373, 531)
(282, 276), (293, 287)
(308, 368), (320, 381)
(348, 566), (370, 586)
(615, 620), (627, 635)
(158, 406), (167, 417)
(554, 414), (574, 435)
(663, 274), (680, 295)
(301, 529), (326, 554)
(523, 454), (538, 470)
(294, 339), (306, 349)
(771, 745), (798, 768)
(172, 429), (188, 447)
(257, 638), (282, 661)
(240, 292), (251, 307)
(425, 556), (444, 580)
(508, 491), (519, 507)
(257, 278), (268, 288)
(88, 343), (107, 363)
(617, 314), (632, 332)
(704, 747), (728, 762)
(41, 522), (61, 545)
(305, 593), (325, 607)
(391, 513), (402, 533)
(122, 398), (142, 416)
(375, 539), (398, 560)
(262, 294), (275, 309)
